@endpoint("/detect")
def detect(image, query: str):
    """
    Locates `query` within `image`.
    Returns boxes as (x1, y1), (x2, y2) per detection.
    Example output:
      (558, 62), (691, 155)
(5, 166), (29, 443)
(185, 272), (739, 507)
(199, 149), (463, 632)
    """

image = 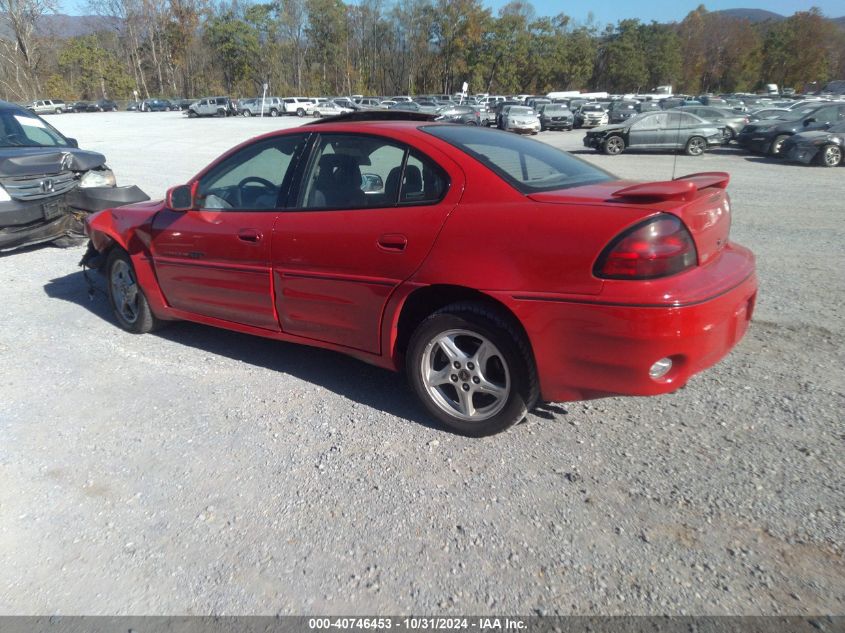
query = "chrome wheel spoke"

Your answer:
(438, 334), (467, 363)
(455, 386), (476, 418)
(475, 376), (506, 398)
(426, 365), (453, 388)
